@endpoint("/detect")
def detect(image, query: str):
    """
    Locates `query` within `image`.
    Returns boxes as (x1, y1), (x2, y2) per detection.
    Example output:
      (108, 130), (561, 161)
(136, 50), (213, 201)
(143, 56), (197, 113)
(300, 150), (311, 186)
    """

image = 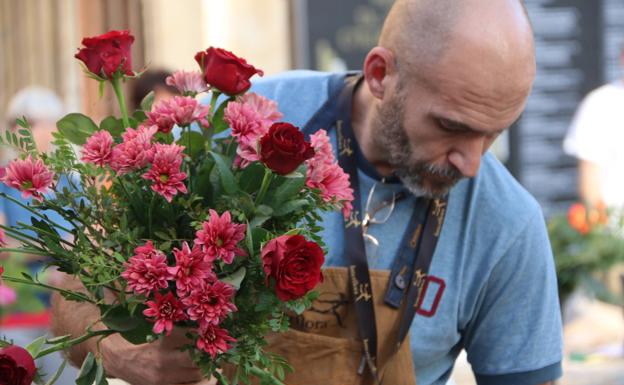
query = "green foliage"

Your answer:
(548, 207), (624, 302)
(56, 113), (98, 145)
